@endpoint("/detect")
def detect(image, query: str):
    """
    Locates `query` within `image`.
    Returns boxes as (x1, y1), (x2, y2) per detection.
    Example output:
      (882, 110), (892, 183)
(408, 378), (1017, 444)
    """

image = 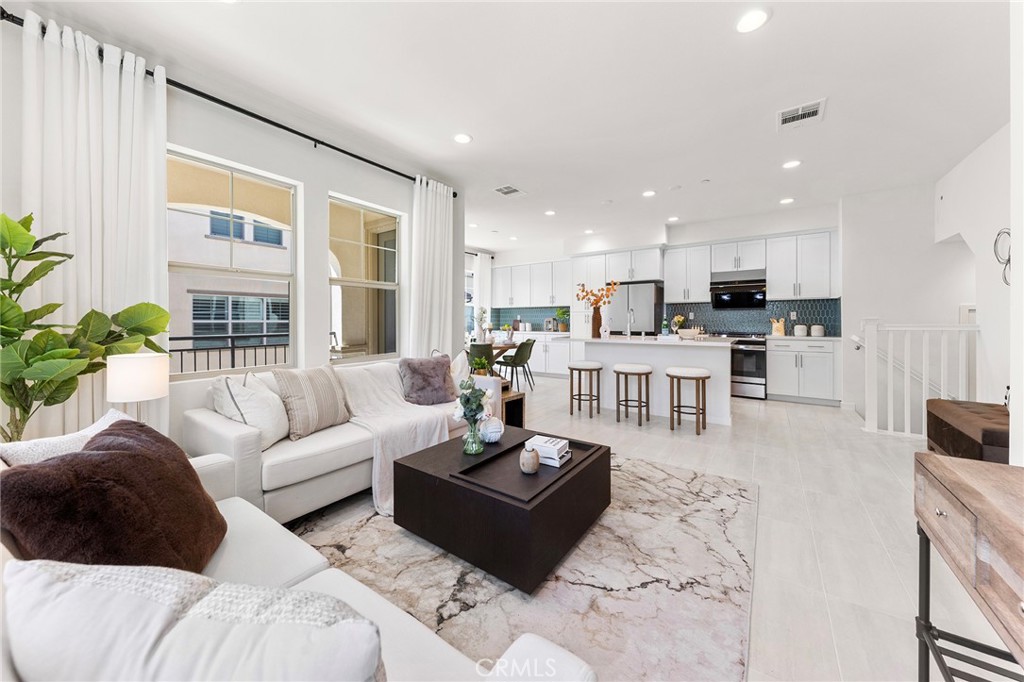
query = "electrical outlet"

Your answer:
(689, 312), (695, 320)
(789, 311), (797, 320)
